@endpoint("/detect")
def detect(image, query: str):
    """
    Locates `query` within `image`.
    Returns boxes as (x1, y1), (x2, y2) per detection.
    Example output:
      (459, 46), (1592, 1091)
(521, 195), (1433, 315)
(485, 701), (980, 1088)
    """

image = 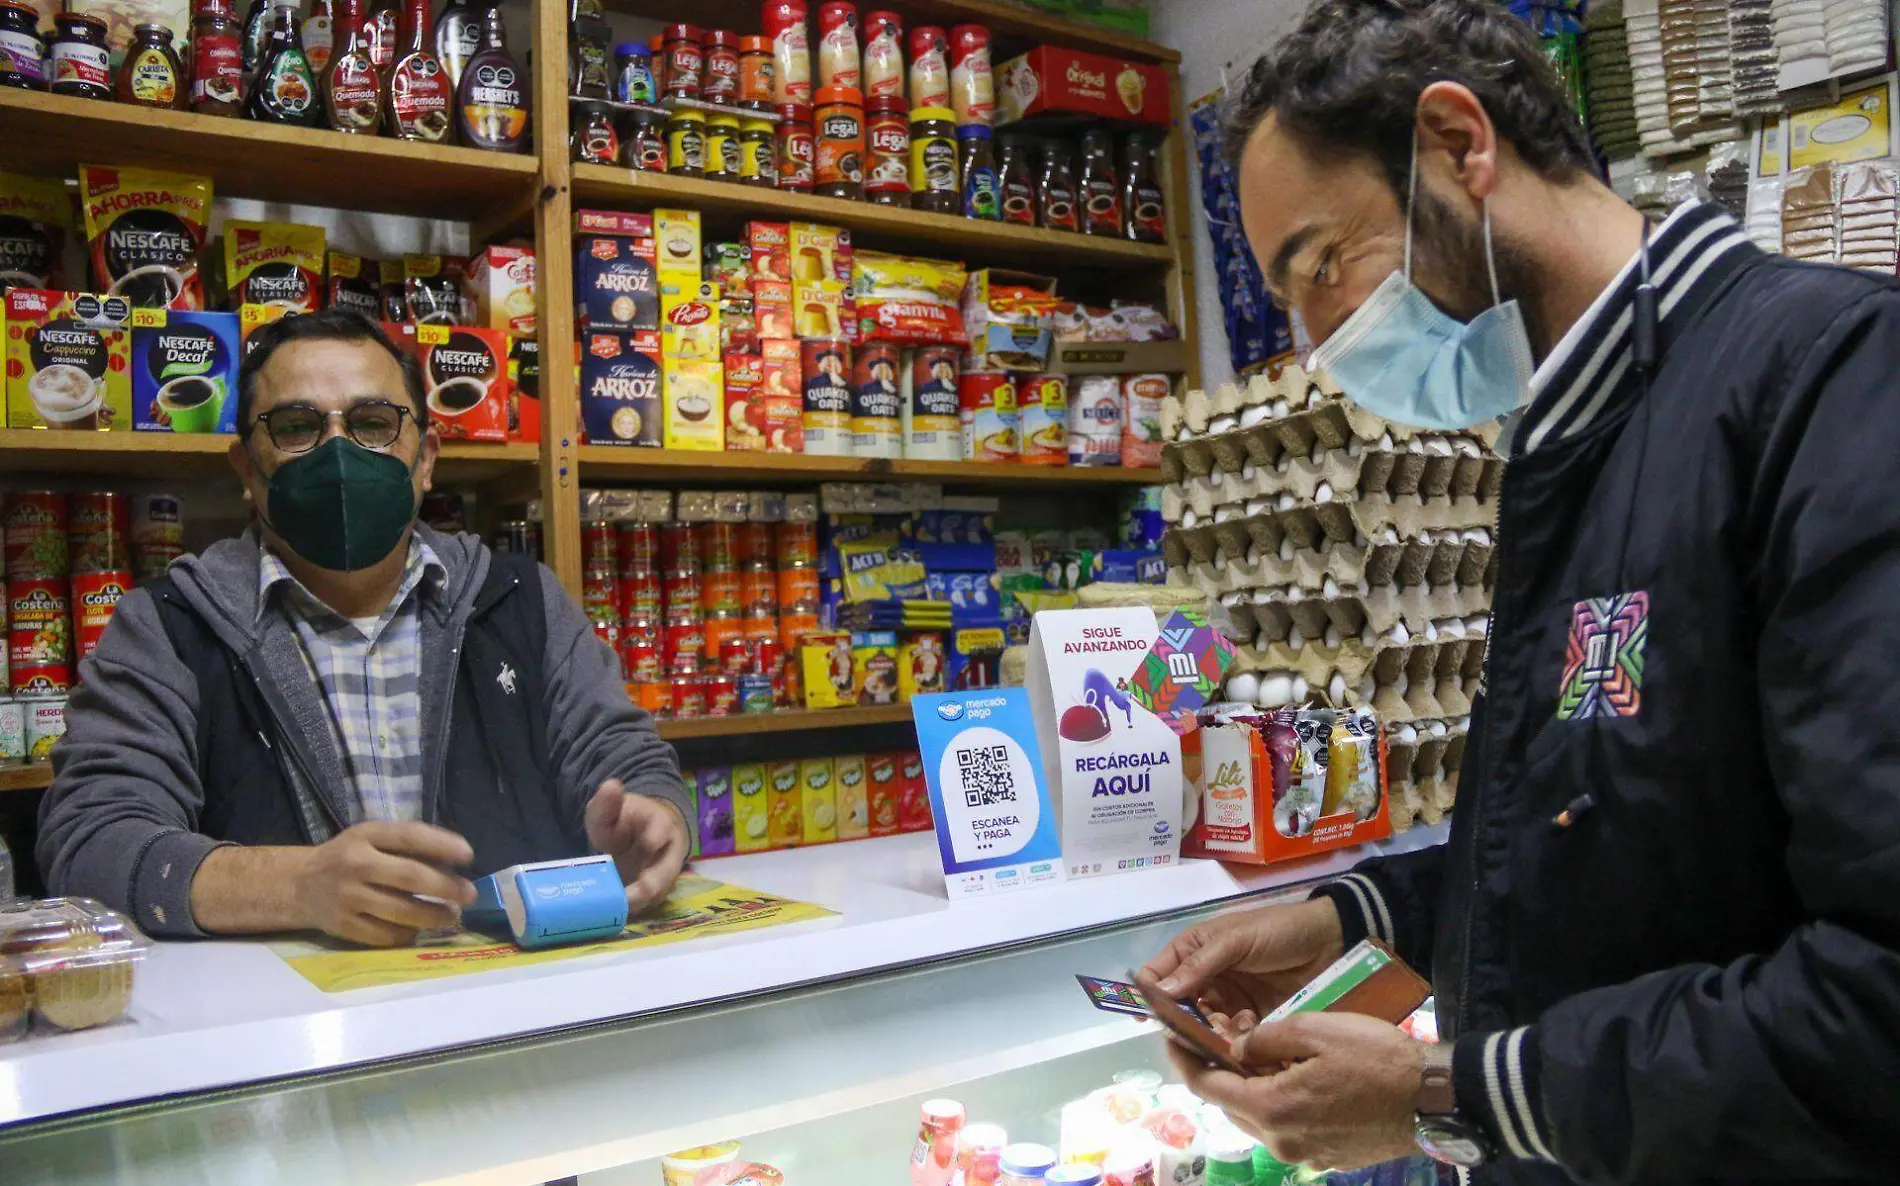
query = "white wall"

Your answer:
(1153, 0), (1310, 391)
